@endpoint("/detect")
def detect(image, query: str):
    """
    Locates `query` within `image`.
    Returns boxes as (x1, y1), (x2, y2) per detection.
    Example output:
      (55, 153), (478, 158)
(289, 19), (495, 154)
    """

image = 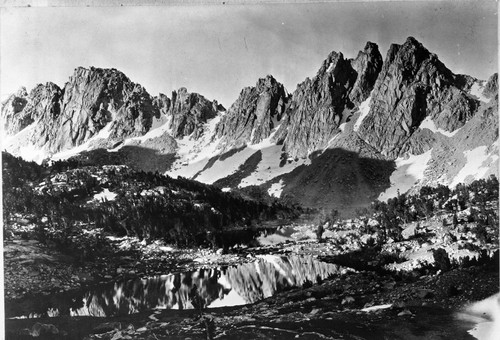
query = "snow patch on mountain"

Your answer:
(353, 95), (372, 132)
(326, 62), (335, 73)
(238, 145), (310, 188)
(3, 124), (47, 163)
(124, 116), (172, 144)
(420, 116), (461, 137)
(237, 127), (310, 187)
(91, 188), (117, 202)
(378, 149), (433, 201)
(451, 145), (498, 187)
(195, 147), (256, 184)
(267, 179), (284, 198)
(18, 144), (45, 164)
(52, 122), (114, 161)
(167, 114), (223, 179)
(175, 123), (311, 187)
(470, 81), (489, 103)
